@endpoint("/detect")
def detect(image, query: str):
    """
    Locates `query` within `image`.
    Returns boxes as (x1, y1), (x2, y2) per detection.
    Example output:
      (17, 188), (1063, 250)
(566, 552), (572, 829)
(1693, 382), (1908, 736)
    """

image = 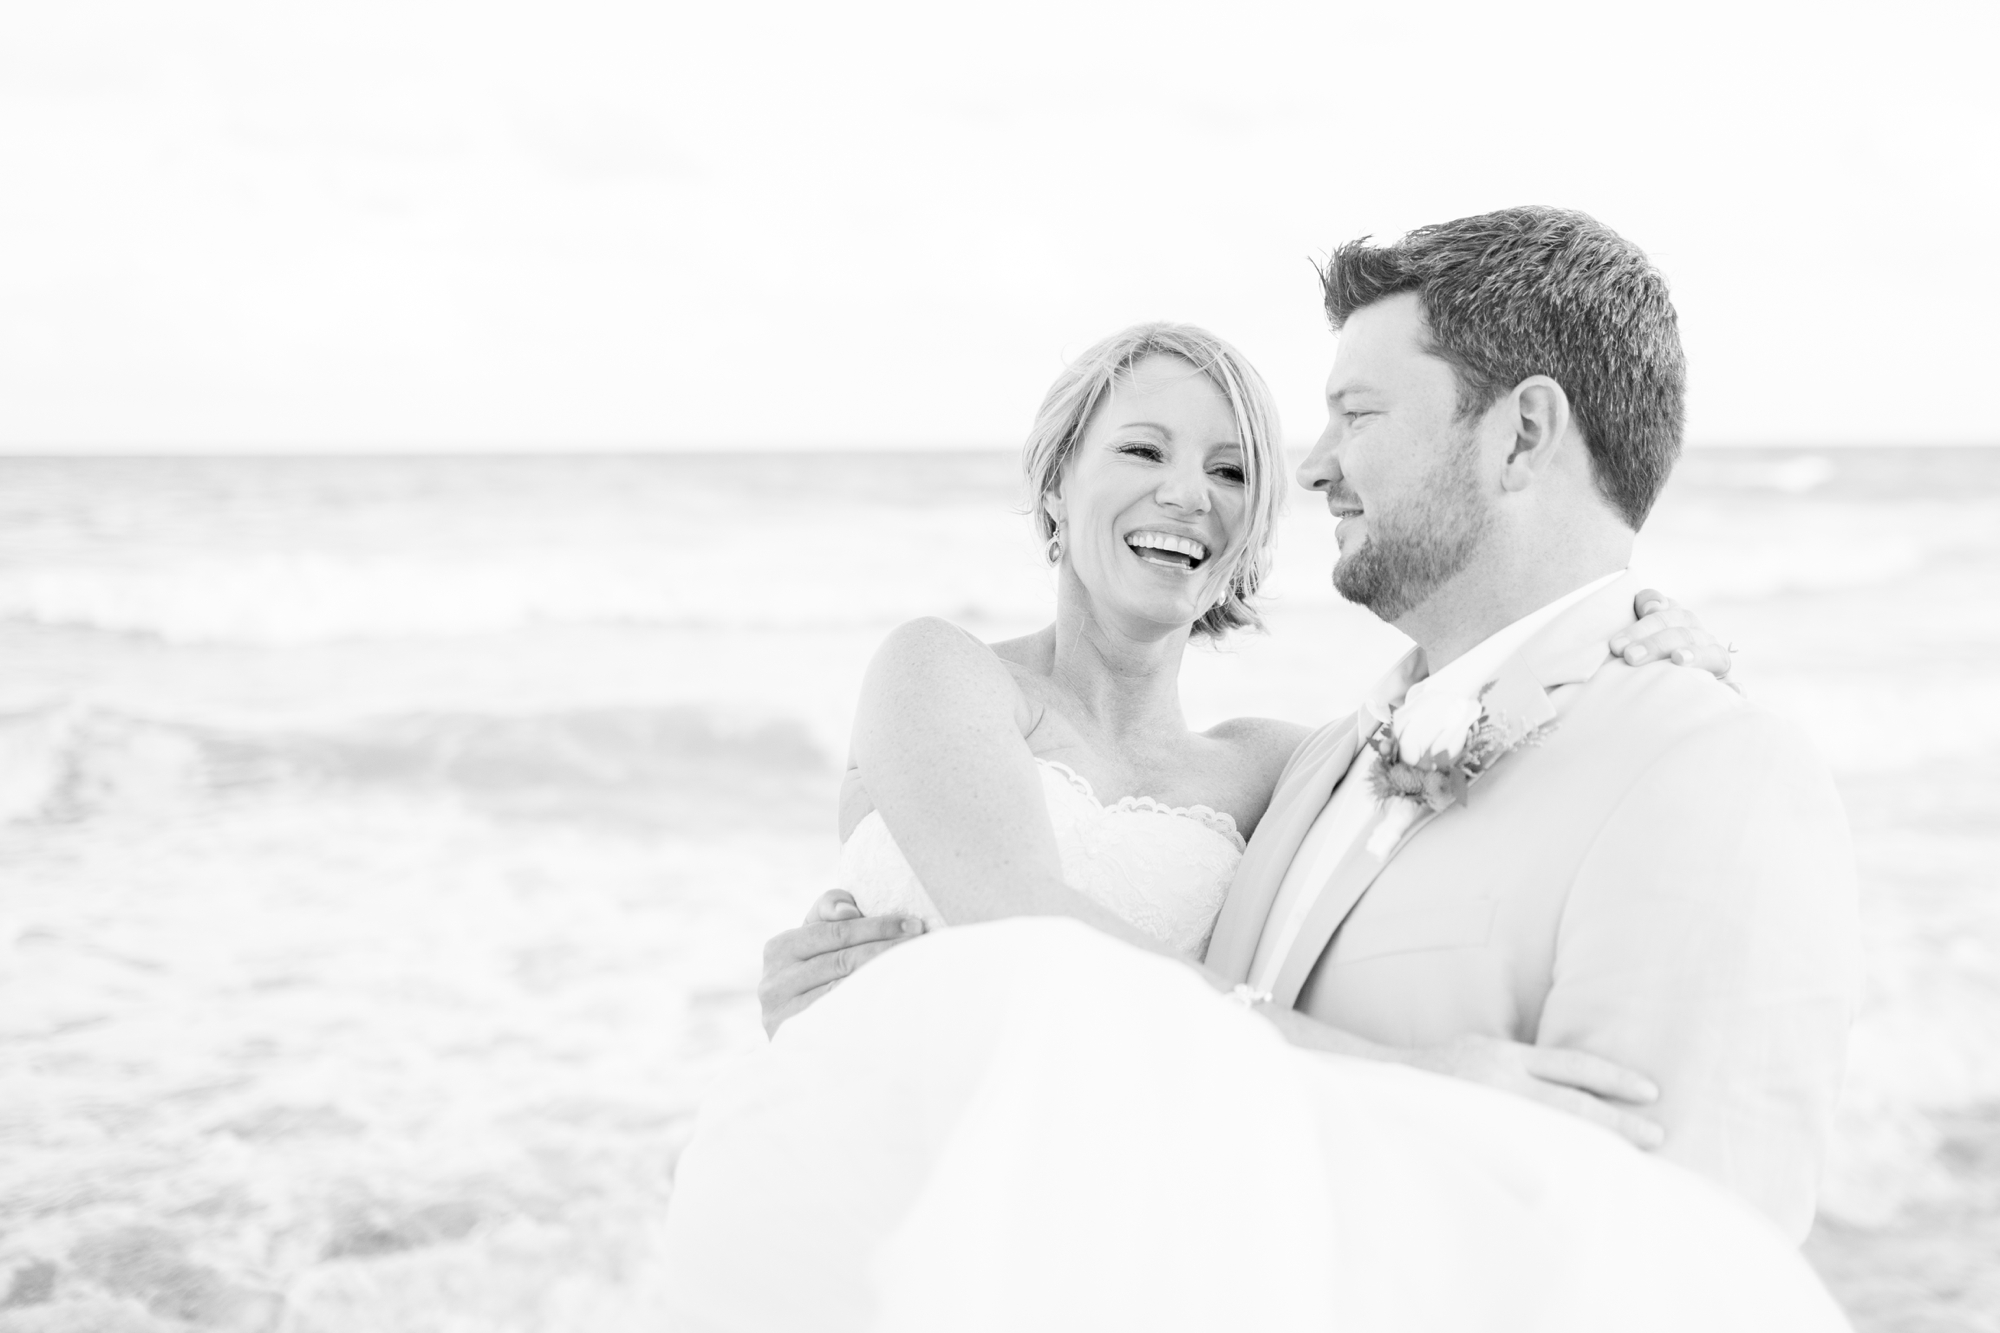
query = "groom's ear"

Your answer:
(1498, 376), (1576, 494)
